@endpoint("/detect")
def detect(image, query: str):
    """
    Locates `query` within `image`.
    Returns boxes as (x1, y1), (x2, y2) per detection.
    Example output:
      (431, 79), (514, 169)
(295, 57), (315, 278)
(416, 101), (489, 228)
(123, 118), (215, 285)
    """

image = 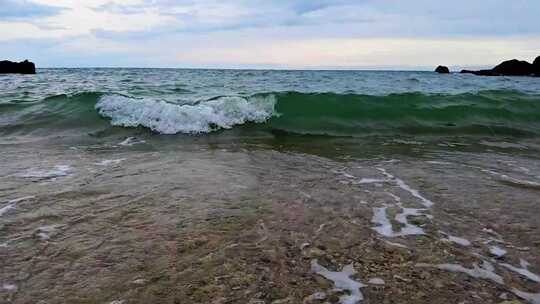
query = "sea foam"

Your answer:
(20, 165), (72, 179)
(0, 204), (15, 217)
(501, 259), (540, 283)
(311, 260), (365, 304)
(96, 94), (276, 134)
(417, 261), (504, 284)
